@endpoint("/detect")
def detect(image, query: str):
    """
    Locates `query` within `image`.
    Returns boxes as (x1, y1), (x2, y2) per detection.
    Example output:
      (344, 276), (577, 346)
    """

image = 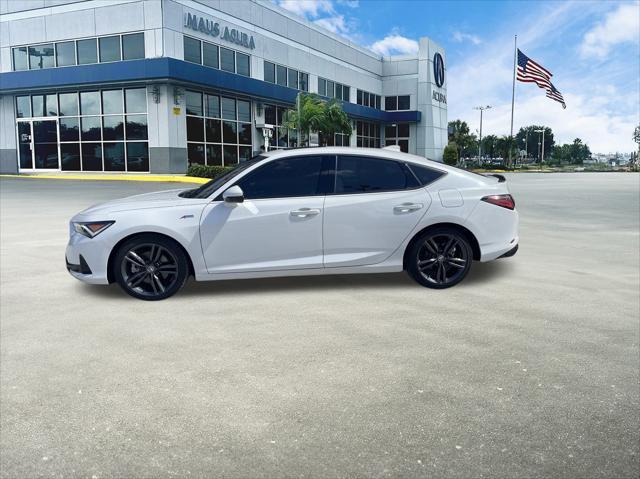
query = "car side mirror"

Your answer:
(222, 185), (244, 204)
